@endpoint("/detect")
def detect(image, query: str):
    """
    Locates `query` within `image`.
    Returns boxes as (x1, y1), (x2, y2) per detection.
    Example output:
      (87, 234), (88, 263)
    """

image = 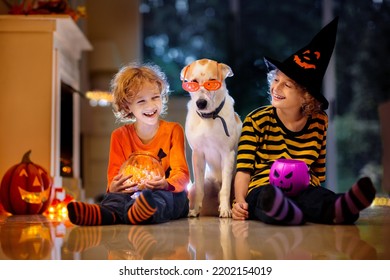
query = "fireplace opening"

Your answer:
(60, 82), (74, 177)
